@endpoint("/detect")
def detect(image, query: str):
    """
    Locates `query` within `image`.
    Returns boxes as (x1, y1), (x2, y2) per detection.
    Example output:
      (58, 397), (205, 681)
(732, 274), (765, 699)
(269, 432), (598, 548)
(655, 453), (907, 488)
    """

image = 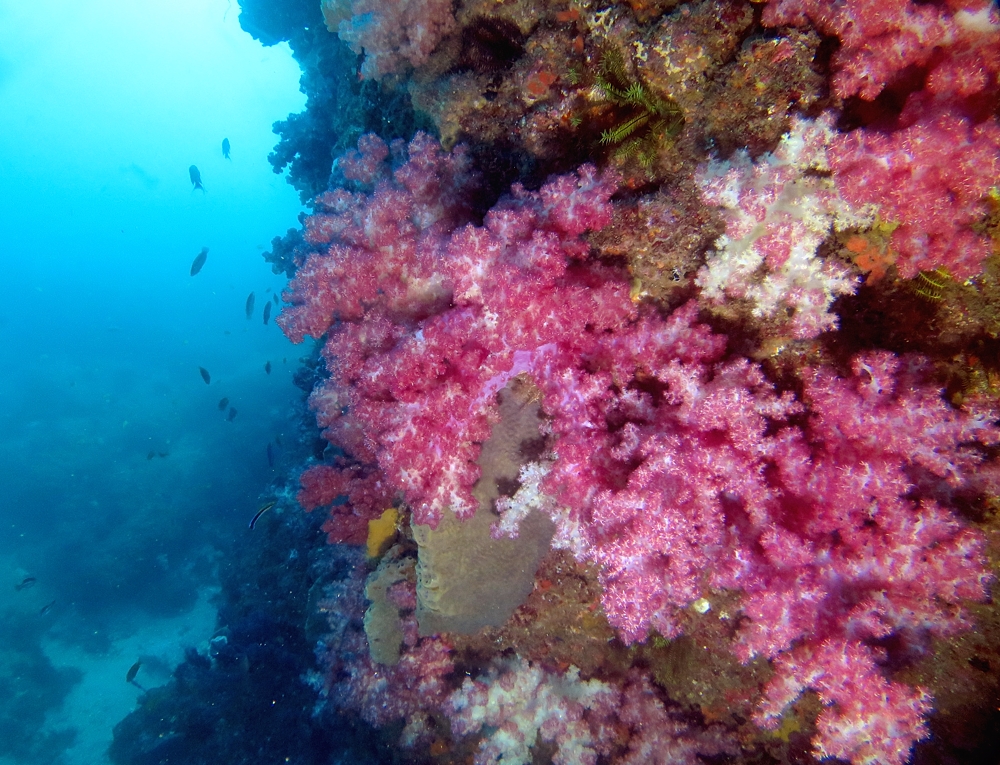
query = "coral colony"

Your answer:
(262, 0), (1000, 763)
